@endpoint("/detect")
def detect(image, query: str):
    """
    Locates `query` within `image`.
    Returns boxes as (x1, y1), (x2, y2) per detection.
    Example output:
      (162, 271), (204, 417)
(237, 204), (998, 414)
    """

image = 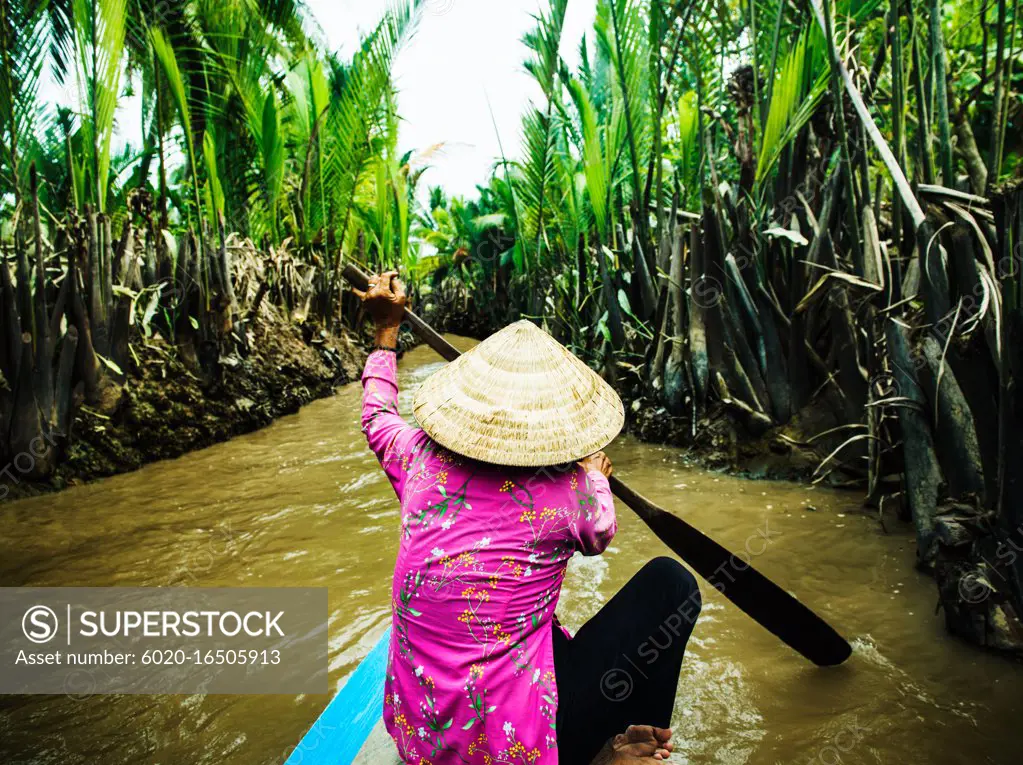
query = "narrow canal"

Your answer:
(0, 339), (1018, 764)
